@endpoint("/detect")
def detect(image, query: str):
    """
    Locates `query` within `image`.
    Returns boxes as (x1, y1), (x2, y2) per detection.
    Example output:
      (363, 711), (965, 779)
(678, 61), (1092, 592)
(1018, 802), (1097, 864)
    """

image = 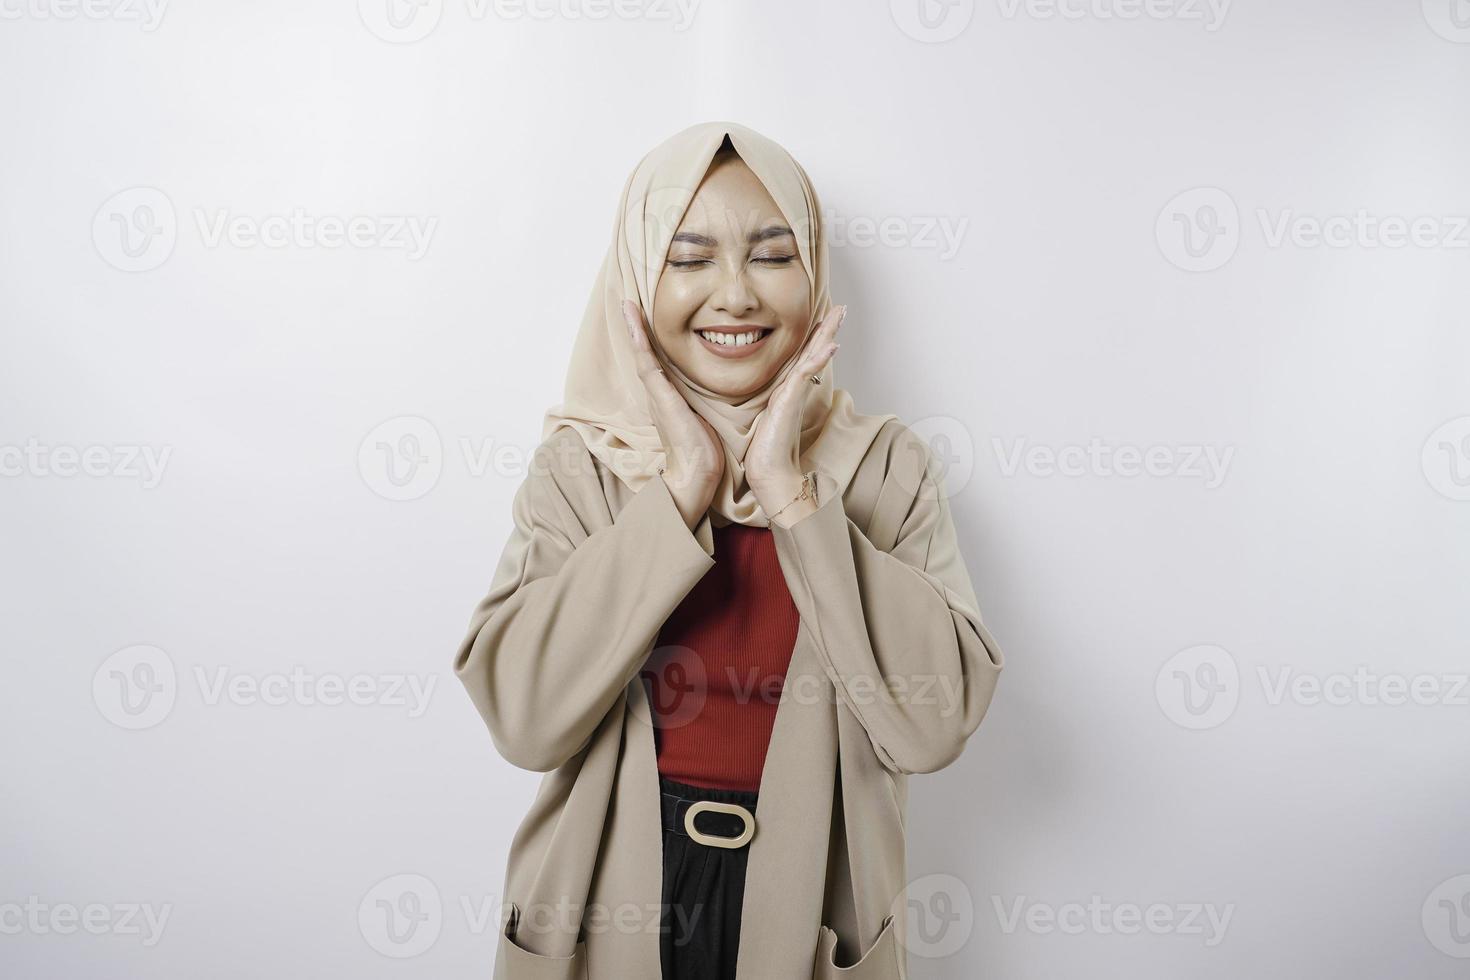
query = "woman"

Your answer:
(453, 121), (1005, 980)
